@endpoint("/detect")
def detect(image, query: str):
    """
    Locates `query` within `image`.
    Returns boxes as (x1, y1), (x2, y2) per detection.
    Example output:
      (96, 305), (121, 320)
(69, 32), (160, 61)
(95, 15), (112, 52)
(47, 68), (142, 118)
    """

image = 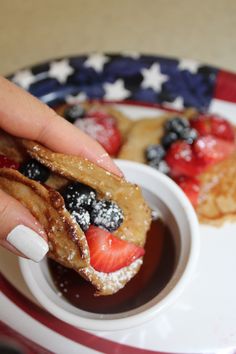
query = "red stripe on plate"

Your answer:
(0, 321), (53, 354)
(0, 272), (169, 354)
(214, 70), (236, 103)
